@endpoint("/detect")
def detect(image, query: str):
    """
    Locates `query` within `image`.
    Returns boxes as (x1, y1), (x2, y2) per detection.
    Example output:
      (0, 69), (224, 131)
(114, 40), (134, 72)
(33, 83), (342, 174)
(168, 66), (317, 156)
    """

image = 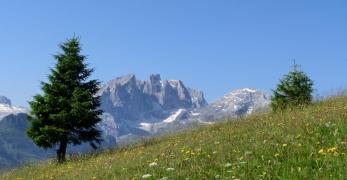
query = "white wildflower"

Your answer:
(224, 163), (232, 168)
(245, 151), (253, 156)
(149, 162), (158, 167)
(166, 168), (175, 172)
(142, 174), (152, 179)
